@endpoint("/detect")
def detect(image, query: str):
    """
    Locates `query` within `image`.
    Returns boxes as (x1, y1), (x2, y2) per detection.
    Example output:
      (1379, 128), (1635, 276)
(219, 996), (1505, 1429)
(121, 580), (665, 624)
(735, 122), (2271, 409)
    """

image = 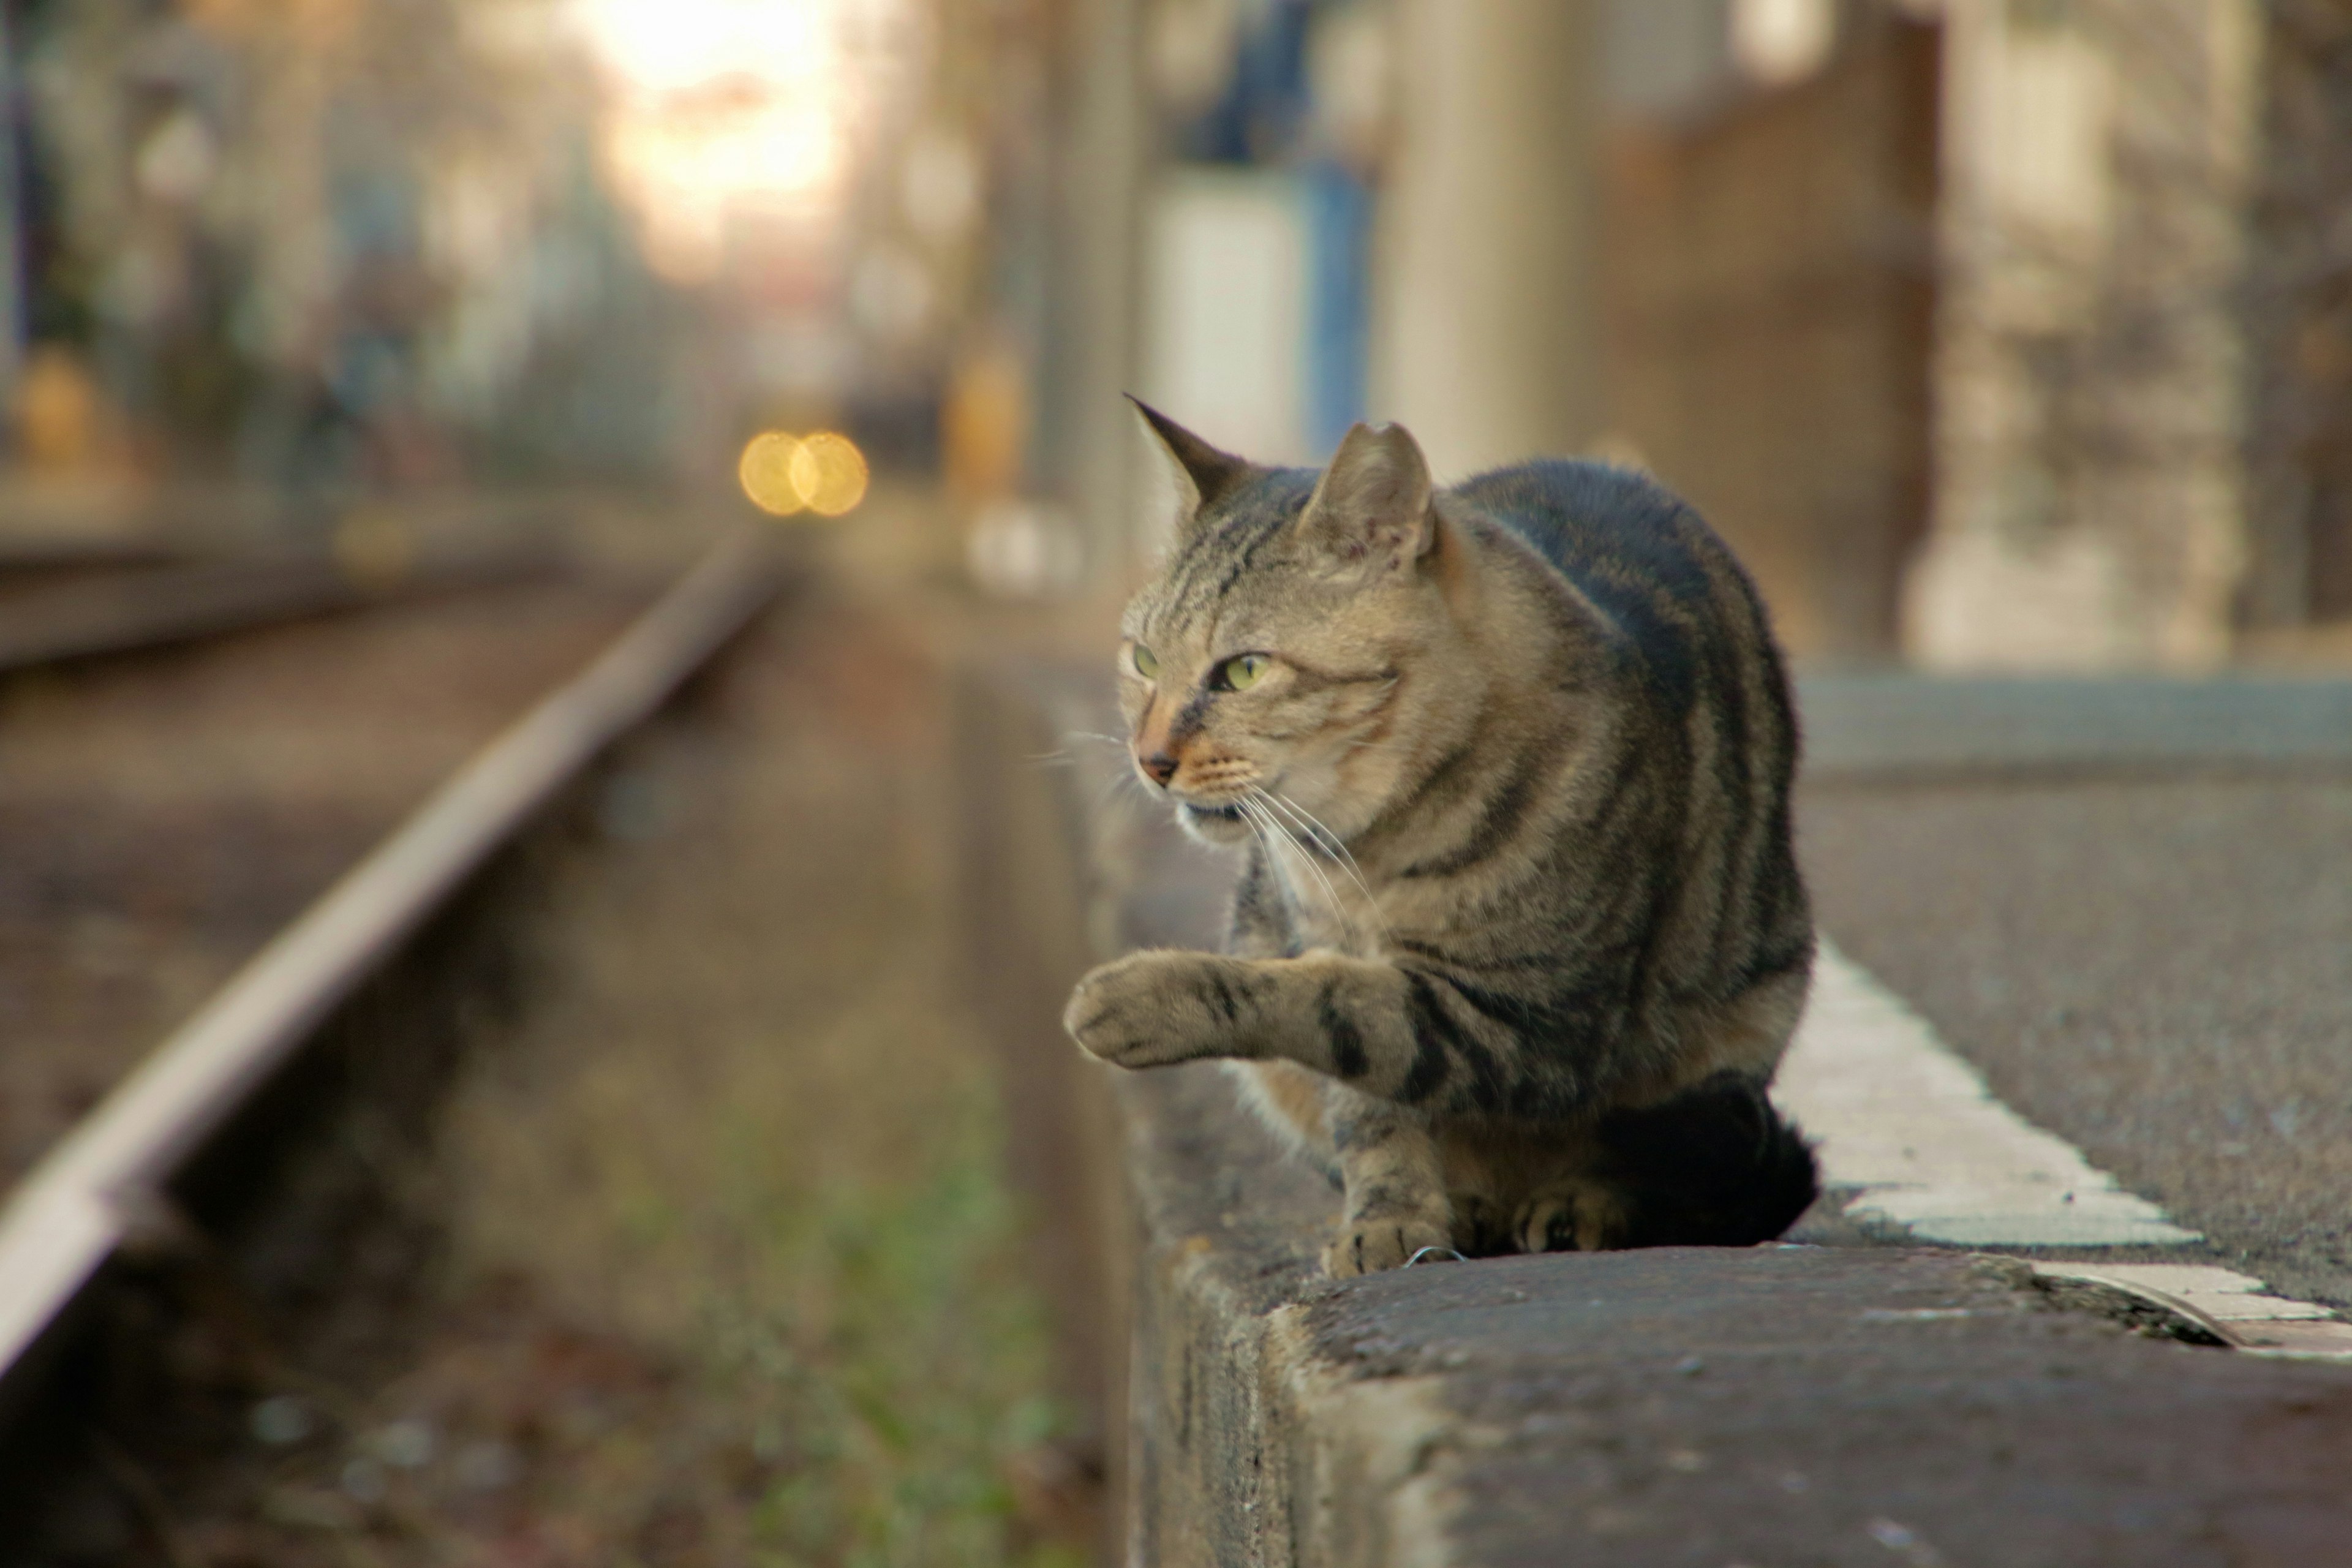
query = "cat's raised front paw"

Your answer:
(1323, 1210), (1454, 1277)
(1063, 950), (1244, 1069)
